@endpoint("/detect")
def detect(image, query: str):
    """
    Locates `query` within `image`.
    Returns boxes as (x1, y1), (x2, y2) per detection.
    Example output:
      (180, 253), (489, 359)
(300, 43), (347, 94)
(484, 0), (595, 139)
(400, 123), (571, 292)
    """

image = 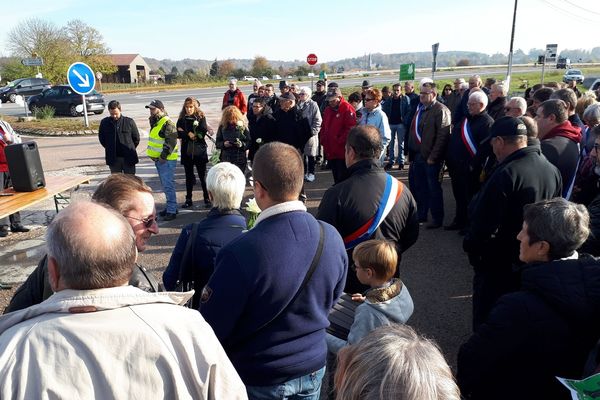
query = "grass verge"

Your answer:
(1, 115), (99, 134)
